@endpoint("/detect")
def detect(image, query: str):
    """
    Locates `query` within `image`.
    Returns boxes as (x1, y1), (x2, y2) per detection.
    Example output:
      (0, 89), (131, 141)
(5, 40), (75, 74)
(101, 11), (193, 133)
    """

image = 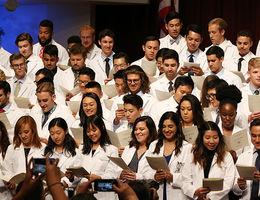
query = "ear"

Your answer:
(250, 41), (253, 48)
(139, 107), (143, 115)
(165, 23), (169, 31)
(52, 94), (56, 101)
(220, 56), (224, 63)
(220, 29), (225, 37)
(10, 64), (14, 70)
(142, 45), (145, 52)
(98, 40), (101, 46)
(184, 35), (187, 41)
